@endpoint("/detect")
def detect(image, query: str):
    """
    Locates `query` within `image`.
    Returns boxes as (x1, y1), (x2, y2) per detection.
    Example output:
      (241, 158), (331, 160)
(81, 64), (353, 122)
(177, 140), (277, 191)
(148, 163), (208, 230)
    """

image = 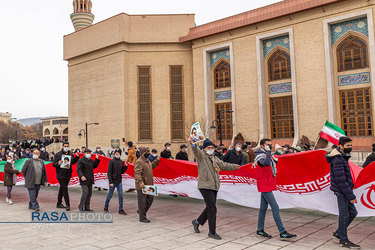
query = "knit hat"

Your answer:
(114, 148), (122, 155)
(203, 139), (215, 149)
(138, 146), (149, 156)
(180, 144), (187, 149)
(275, 144), (282, 150)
